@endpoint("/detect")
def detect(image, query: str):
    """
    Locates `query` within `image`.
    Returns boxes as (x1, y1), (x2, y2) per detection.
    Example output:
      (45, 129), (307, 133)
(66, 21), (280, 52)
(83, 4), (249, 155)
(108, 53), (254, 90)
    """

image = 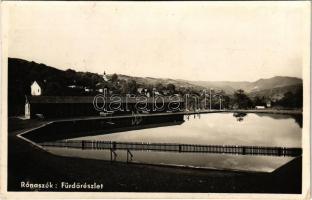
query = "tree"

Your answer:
(233, 89), (253, 109)
(129, 80), (138, 94)
(167, 83), (176, 94)
(277, 90), (303, 108)
(155, 83), (165, 92)
(44, 82), (62, 95)
(111, 73), (118, 83)
(253, 96), (265, 106)
(121, 79), (138, 94)
(294, 90), (303, 108)
(222, 95), (231, 109)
